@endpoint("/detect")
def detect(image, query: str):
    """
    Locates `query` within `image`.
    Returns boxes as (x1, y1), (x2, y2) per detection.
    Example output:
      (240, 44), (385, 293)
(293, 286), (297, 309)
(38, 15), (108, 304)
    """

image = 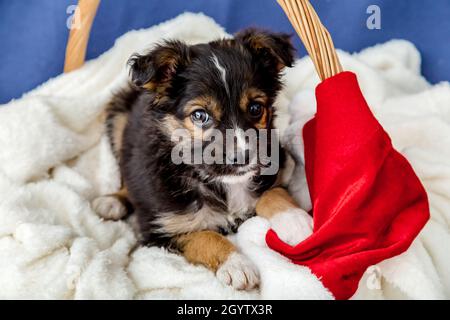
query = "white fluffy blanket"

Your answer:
(0, 13), (449, 299)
